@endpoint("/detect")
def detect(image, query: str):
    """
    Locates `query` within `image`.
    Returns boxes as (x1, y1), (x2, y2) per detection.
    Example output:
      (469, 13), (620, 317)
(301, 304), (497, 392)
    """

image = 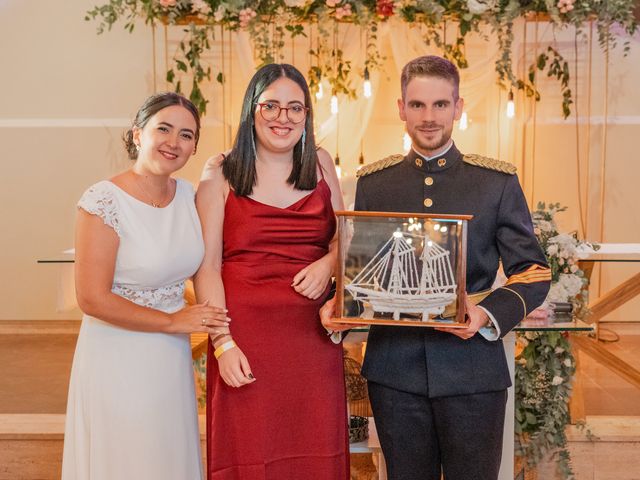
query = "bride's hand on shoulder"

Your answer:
(291, 256), (333, 300)
(215, 338), (256, 388)
(200, 151), (231, 182)
(166, 302), (230, 335)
